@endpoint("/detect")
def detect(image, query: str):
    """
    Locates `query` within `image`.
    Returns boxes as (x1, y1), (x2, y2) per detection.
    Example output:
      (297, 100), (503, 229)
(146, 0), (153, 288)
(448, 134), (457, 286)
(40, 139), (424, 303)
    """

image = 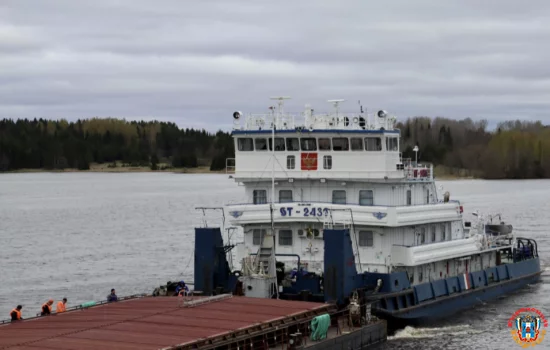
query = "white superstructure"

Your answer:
(224, 98), (512, 290)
